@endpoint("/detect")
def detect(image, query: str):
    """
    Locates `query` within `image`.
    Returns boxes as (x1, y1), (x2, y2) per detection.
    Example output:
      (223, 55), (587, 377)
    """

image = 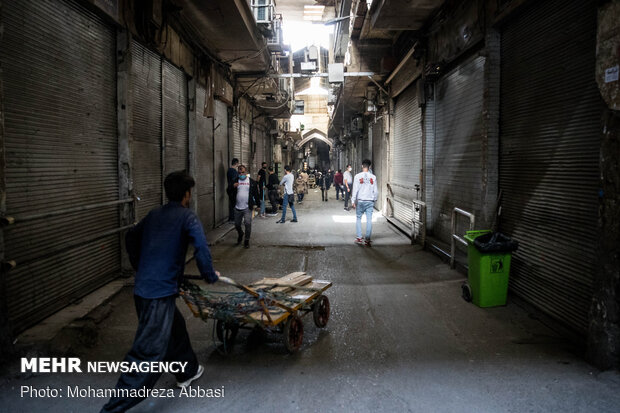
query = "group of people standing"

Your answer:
(226, 157), (378, 248)
(227, 159), (298, 248)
